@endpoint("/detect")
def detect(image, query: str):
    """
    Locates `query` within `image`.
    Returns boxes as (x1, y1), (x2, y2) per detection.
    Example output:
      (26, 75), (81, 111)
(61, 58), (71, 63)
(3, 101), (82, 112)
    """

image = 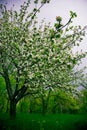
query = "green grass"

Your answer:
(0, 113), (87, 130)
